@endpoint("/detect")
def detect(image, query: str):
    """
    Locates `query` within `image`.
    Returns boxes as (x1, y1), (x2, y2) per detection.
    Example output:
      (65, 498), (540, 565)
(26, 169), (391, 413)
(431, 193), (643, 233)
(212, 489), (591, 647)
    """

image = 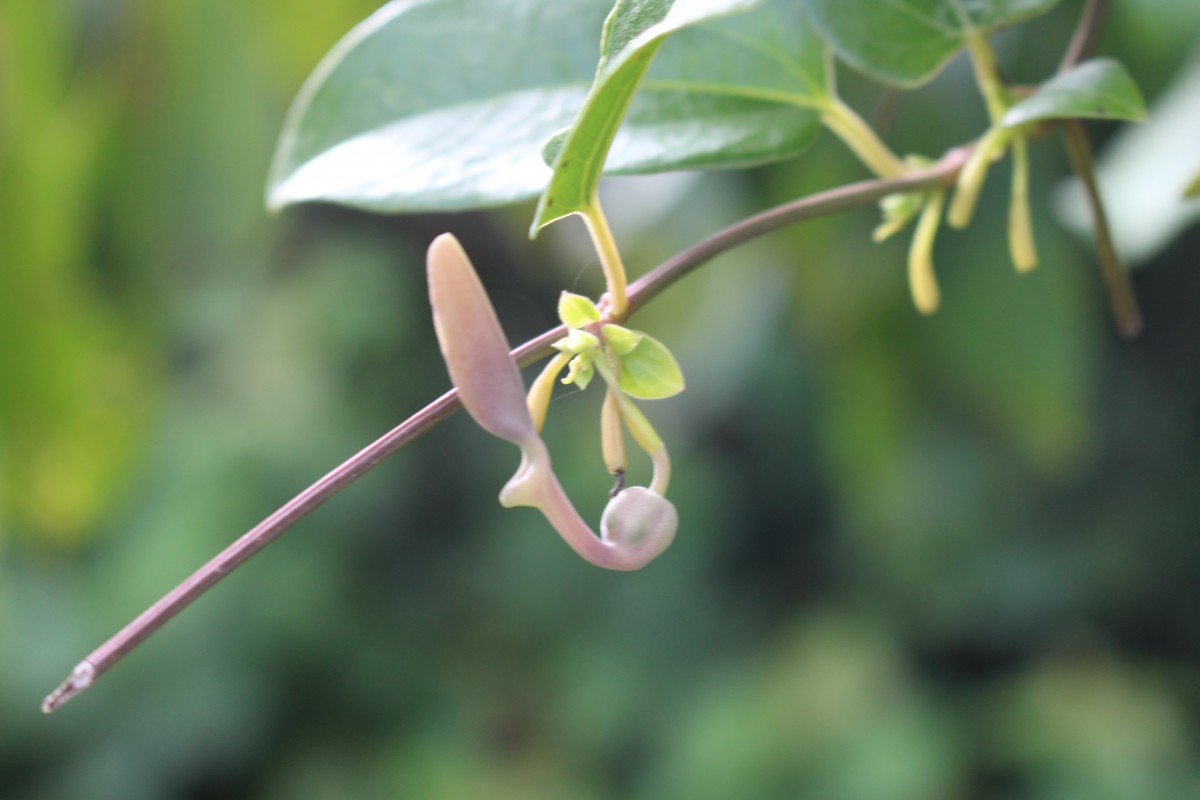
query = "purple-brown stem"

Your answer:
(1060, 120), (1143, 339)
